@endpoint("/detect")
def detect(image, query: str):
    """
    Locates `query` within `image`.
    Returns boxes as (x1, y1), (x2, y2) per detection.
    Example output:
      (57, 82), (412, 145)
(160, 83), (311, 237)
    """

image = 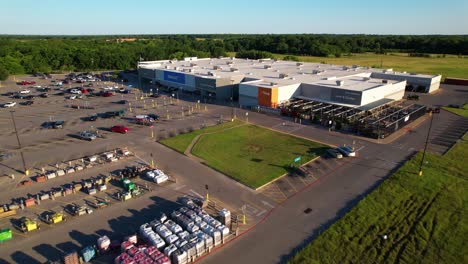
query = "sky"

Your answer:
(1, 0), (467, 35)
